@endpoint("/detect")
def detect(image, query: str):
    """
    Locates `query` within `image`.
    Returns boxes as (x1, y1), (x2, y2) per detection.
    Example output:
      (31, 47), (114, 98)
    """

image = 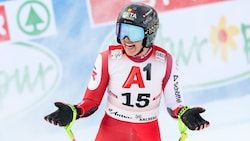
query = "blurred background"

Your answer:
(1, 0), (249, 140)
